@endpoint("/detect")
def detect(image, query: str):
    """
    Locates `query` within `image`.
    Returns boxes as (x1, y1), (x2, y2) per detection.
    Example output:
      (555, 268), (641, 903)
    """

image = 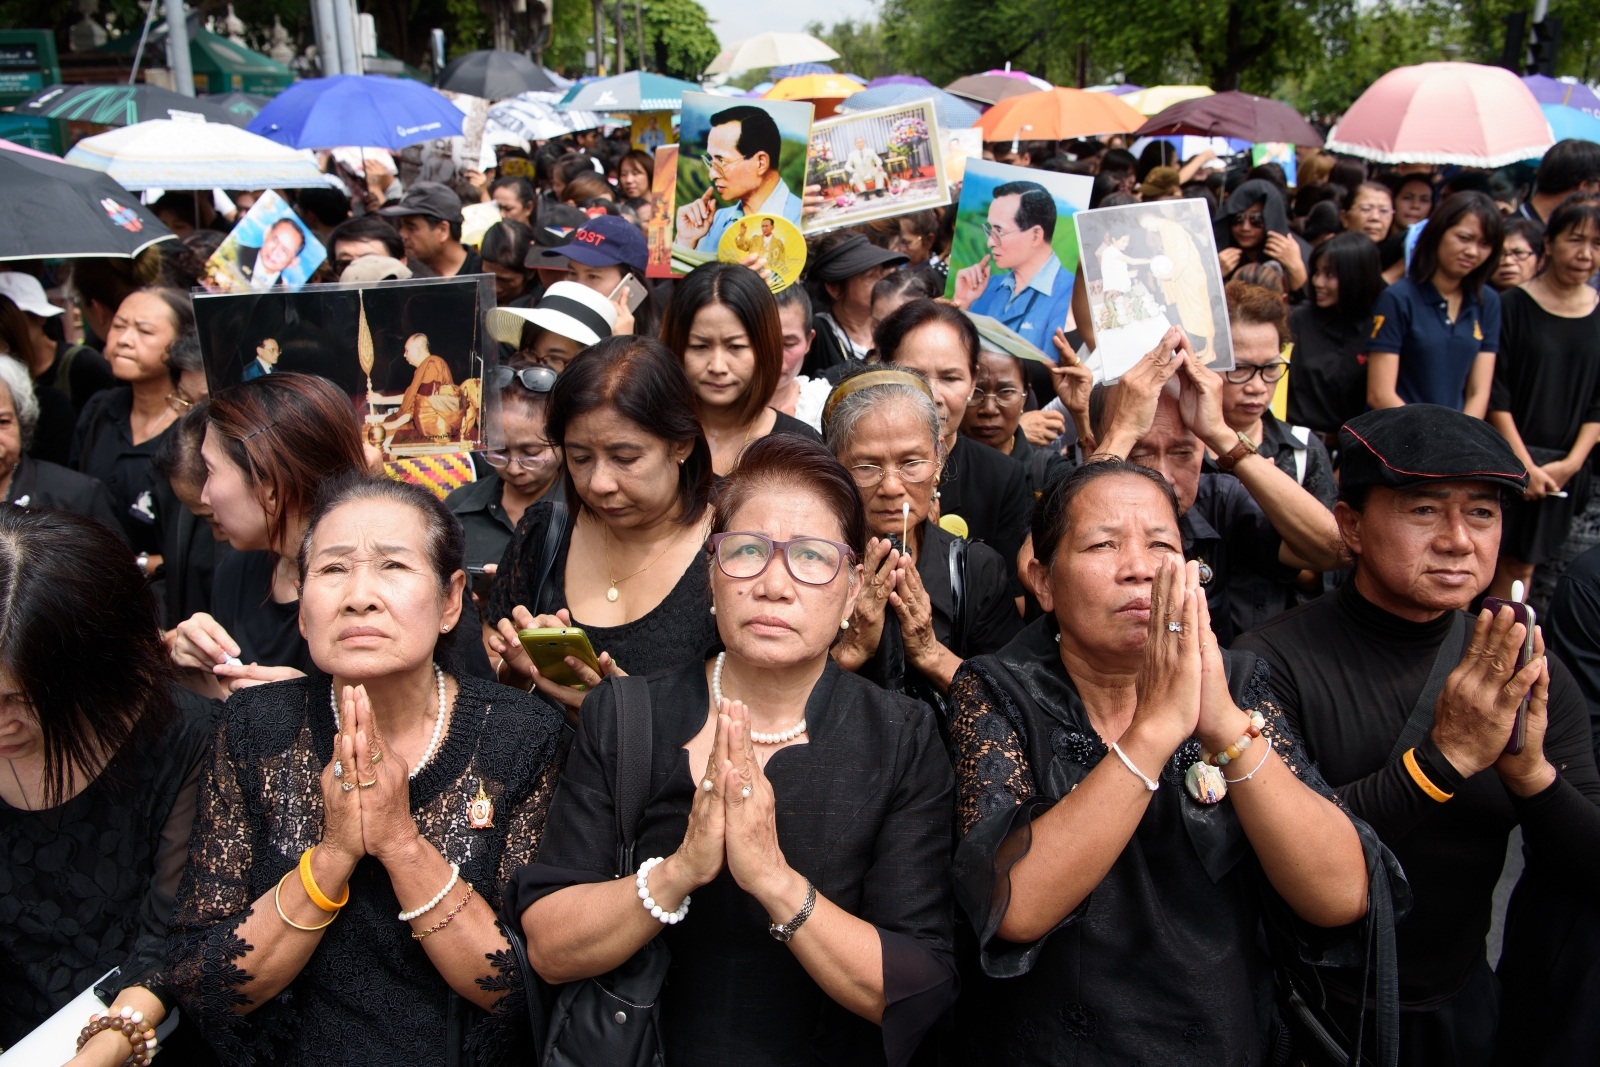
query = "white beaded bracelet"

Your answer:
(636, 856), (690, 924)
(399, 862), (460, 922)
